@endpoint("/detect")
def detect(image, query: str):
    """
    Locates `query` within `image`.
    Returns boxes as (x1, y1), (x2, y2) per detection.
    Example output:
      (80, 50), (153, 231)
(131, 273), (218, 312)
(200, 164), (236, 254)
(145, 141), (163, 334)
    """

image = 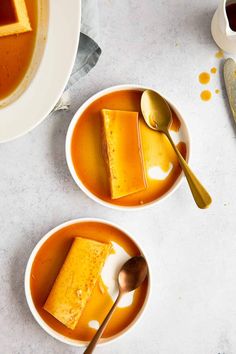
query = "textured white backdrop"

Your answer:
(0, 0), (236, 353)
